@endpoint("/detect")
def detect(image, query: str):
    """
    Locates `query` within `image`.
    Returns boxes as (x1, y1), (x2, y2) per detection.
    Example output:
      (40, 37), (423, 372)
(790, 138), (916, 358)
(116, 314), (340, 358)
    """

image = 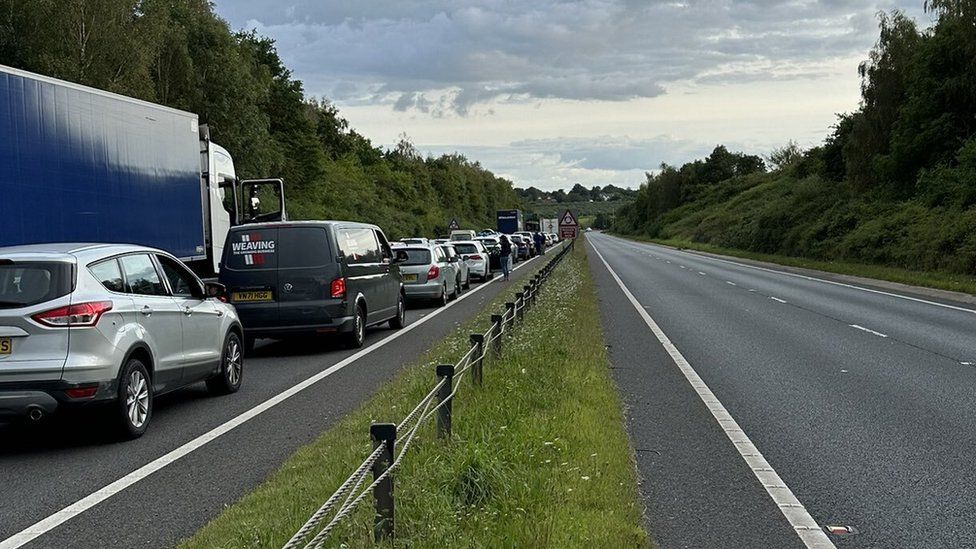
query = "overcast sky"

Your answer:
(213, 0), (927, 191)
